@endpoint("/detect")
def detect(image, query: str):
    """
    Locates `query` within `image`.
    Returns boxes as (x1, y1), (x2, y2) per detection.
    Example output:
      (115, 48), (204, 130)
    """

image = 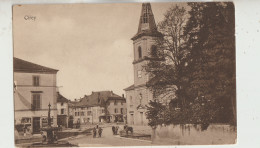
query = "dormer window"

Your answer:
(138, 46), (142, 59)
